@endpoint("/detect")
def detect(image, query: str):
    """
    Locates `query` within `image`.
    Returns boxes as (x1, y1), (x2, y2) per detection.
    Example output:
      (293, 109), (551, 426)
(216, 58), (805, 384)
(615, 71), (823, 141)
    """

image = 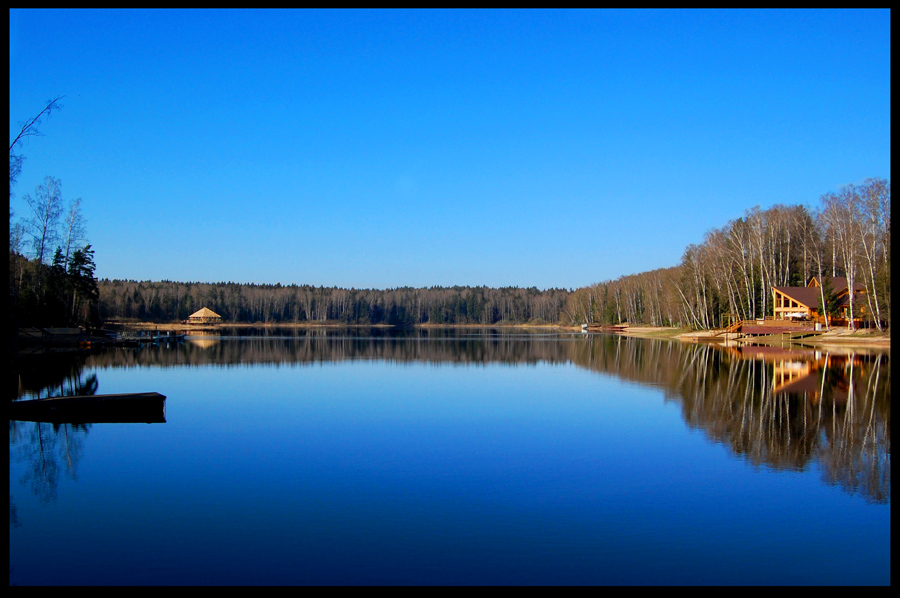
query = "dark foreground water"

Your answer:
(10, 329), (890, 585)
